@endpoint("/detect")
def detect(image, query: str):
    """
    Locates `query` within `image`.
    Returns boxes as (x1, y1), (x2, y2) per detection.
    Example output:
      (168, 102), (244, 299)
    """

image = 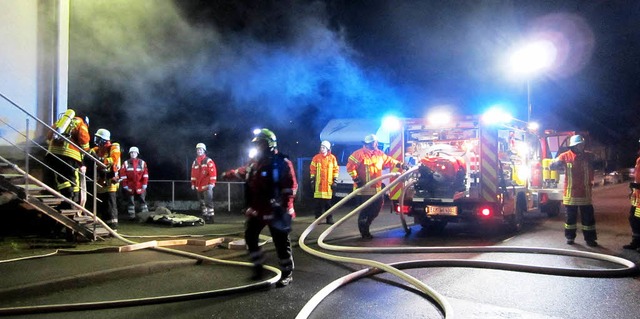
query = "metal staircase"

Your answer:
(1, 93), (111, 241)
(0, 159), (110, 241)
